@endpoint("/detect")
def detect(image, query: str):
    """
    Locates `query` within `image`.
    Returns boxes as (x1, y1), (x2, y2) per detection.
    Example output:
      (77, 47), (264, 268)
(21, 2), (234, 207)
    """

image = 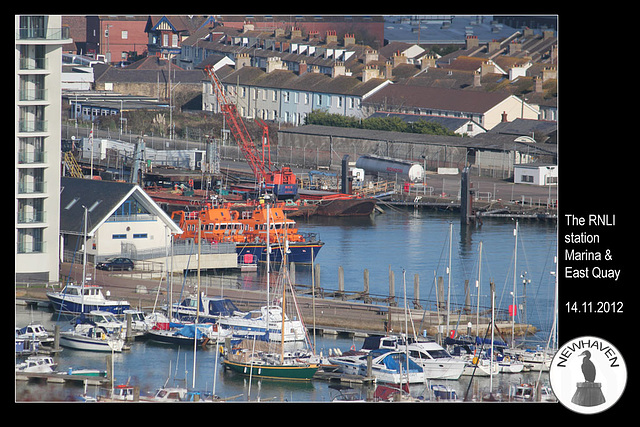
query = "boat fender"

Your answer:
(350, 345), (356, 351)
